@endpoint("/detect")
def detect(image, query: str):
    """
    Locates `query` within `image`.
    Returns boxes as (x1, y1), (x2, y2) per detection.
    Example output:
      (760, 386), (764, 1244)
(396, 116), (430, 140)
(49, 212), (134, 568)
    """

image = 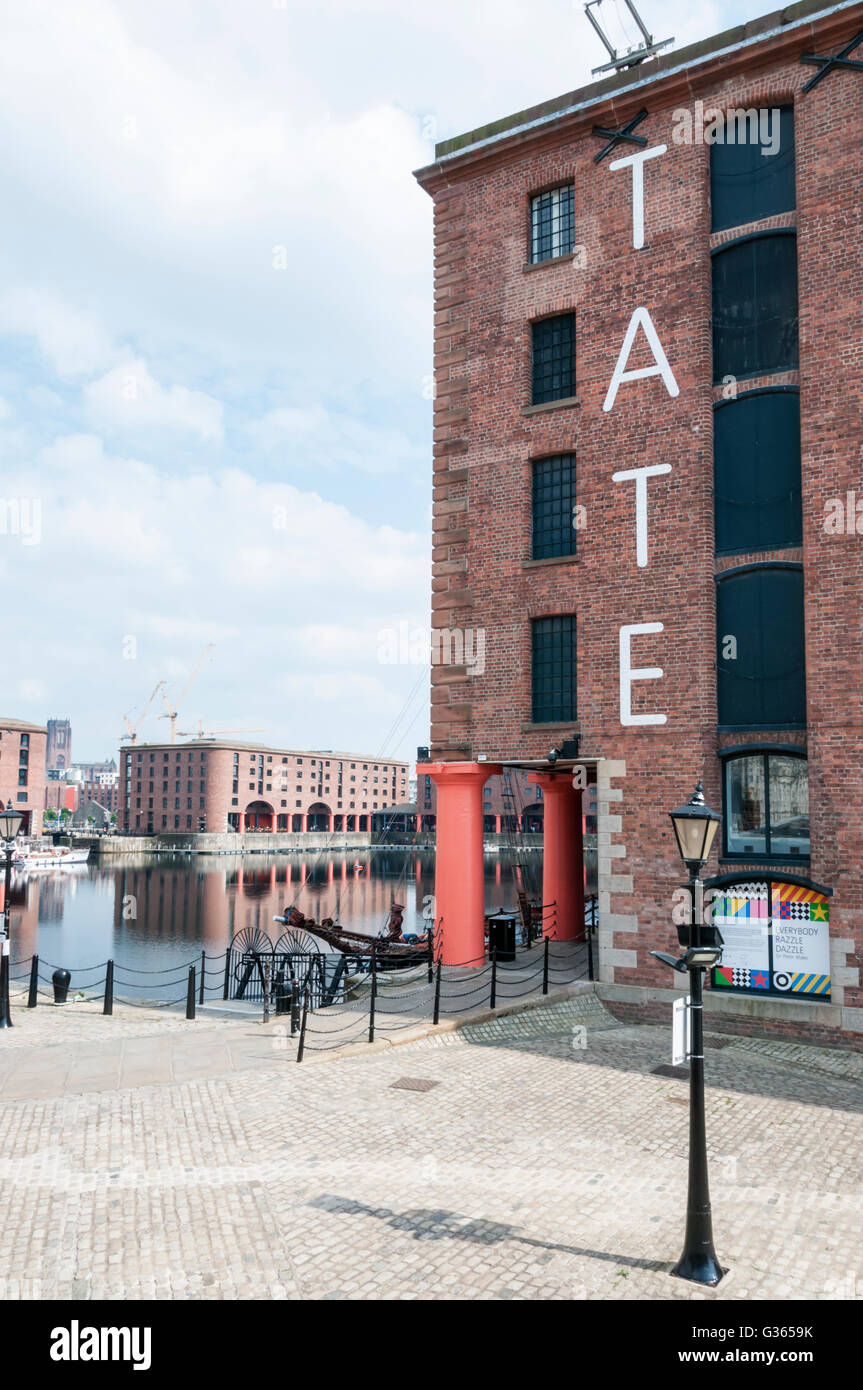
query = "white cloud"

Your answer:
(247, 404), (425, 474)
(0, 289), (115, 378)
(83, 360), (224, 443)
